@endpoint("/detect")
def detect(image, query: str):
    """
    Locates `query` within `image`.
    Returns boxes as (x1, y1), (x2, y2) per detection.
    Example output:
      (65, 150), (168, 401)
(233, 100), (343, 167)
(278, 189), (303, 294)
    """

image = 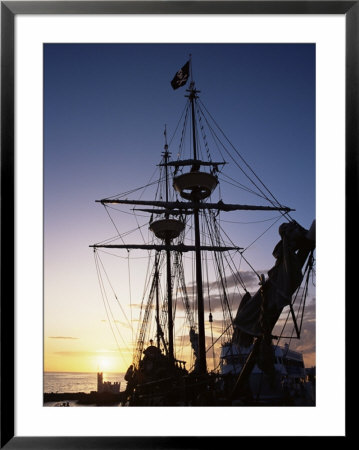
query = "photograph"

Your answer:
(43, 43), (316, 408)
